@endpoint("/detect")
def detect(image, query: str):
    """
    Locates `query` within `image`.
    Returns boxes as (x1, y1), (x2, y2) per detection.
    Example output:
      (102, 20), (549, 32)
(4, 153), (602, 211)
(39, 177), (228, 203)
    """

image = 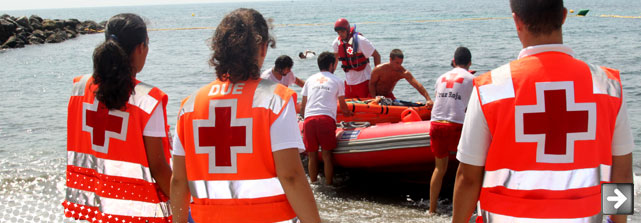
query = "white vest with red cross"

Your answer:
(64, 74), (172, 223)
(474, 50), (622, 222)
(175, 78), (297, 223)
